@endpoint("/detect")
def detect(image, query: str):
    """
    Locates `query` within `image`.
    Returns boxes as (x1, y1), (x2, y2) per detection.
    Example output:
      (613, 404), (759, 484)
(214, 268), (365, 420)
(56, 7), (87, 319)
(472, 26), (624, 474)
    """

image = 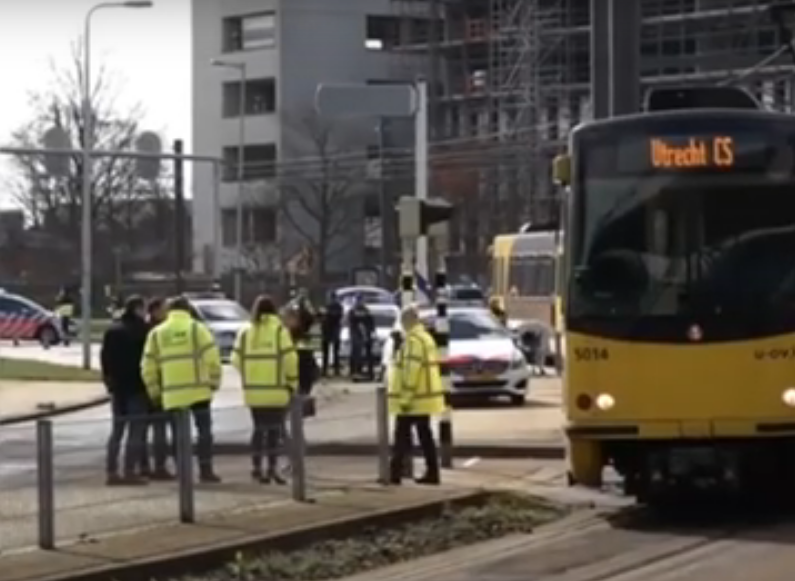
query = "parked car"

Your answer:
(186, 293), (249, 361)
(340, 304), (399, 364)
(448, 284), (486, 306)
(335, 286), (395, 308)
(381, 306), (531, 405)
(0, 290), (64, 345)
